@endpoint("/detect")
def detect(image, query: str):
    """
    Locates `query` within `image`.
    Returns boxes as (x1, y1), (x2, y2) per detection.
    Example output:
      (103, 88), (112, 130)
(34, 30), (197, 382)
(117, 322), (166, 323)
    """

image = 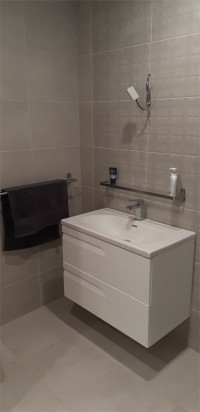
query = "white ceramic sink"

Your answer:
(80, 213), (164, 243)
(62, 208), (195, 258)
